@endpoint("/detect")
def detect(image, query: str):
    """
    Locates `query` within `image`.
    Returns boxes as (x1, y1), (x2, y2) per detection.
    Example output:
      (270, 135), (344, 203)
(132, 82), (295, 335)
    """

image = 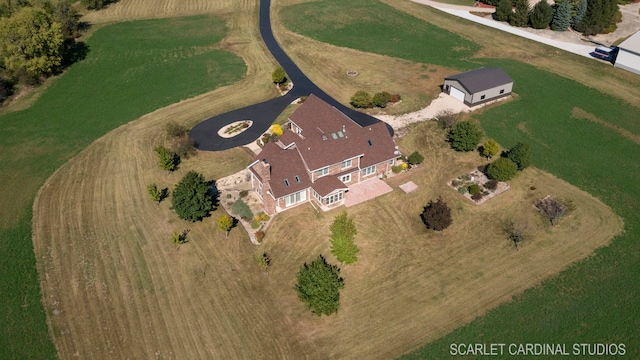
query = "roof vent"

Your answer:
(322, 135), (327, 141)
(367, 140), (373, 146)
